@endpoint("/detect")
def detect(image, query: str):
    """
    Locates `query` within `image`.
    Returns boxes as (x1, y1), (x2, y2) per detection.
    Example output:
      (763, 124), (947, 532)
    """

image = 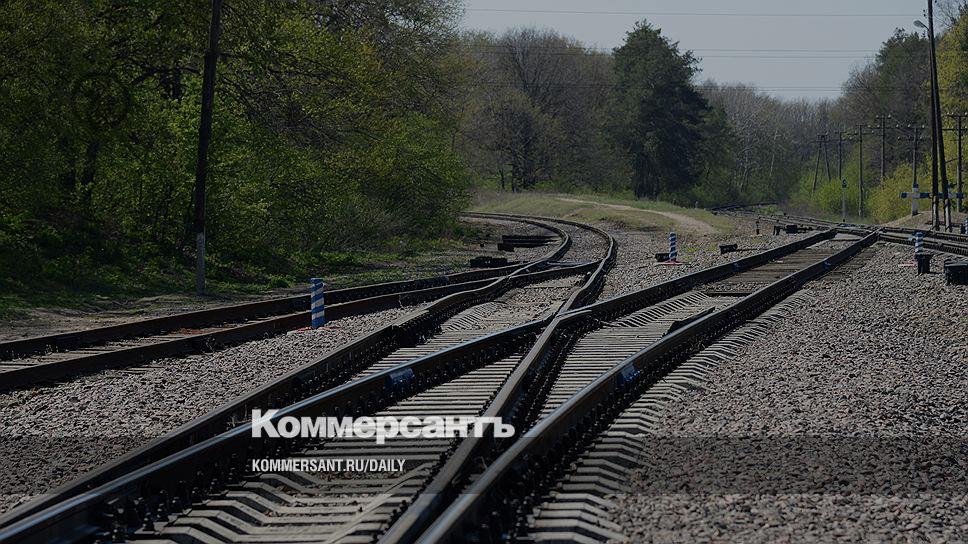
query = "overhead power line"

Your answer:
(465, 8), (918, 18)
(469, 82), (964, 95)
(461, 44), (956, 60)
(467, 45), (887, 53)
